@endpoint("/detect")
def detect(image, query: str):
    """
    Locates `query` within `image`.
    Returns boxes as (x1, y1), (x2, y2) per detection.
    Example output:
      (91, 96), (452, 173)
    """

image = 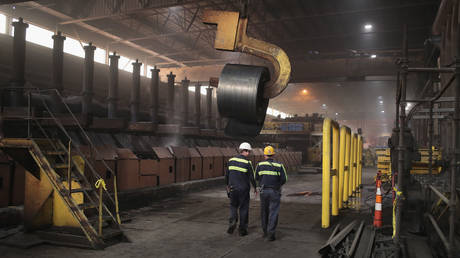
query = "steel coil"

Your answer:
(217, 64), (270, 137)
